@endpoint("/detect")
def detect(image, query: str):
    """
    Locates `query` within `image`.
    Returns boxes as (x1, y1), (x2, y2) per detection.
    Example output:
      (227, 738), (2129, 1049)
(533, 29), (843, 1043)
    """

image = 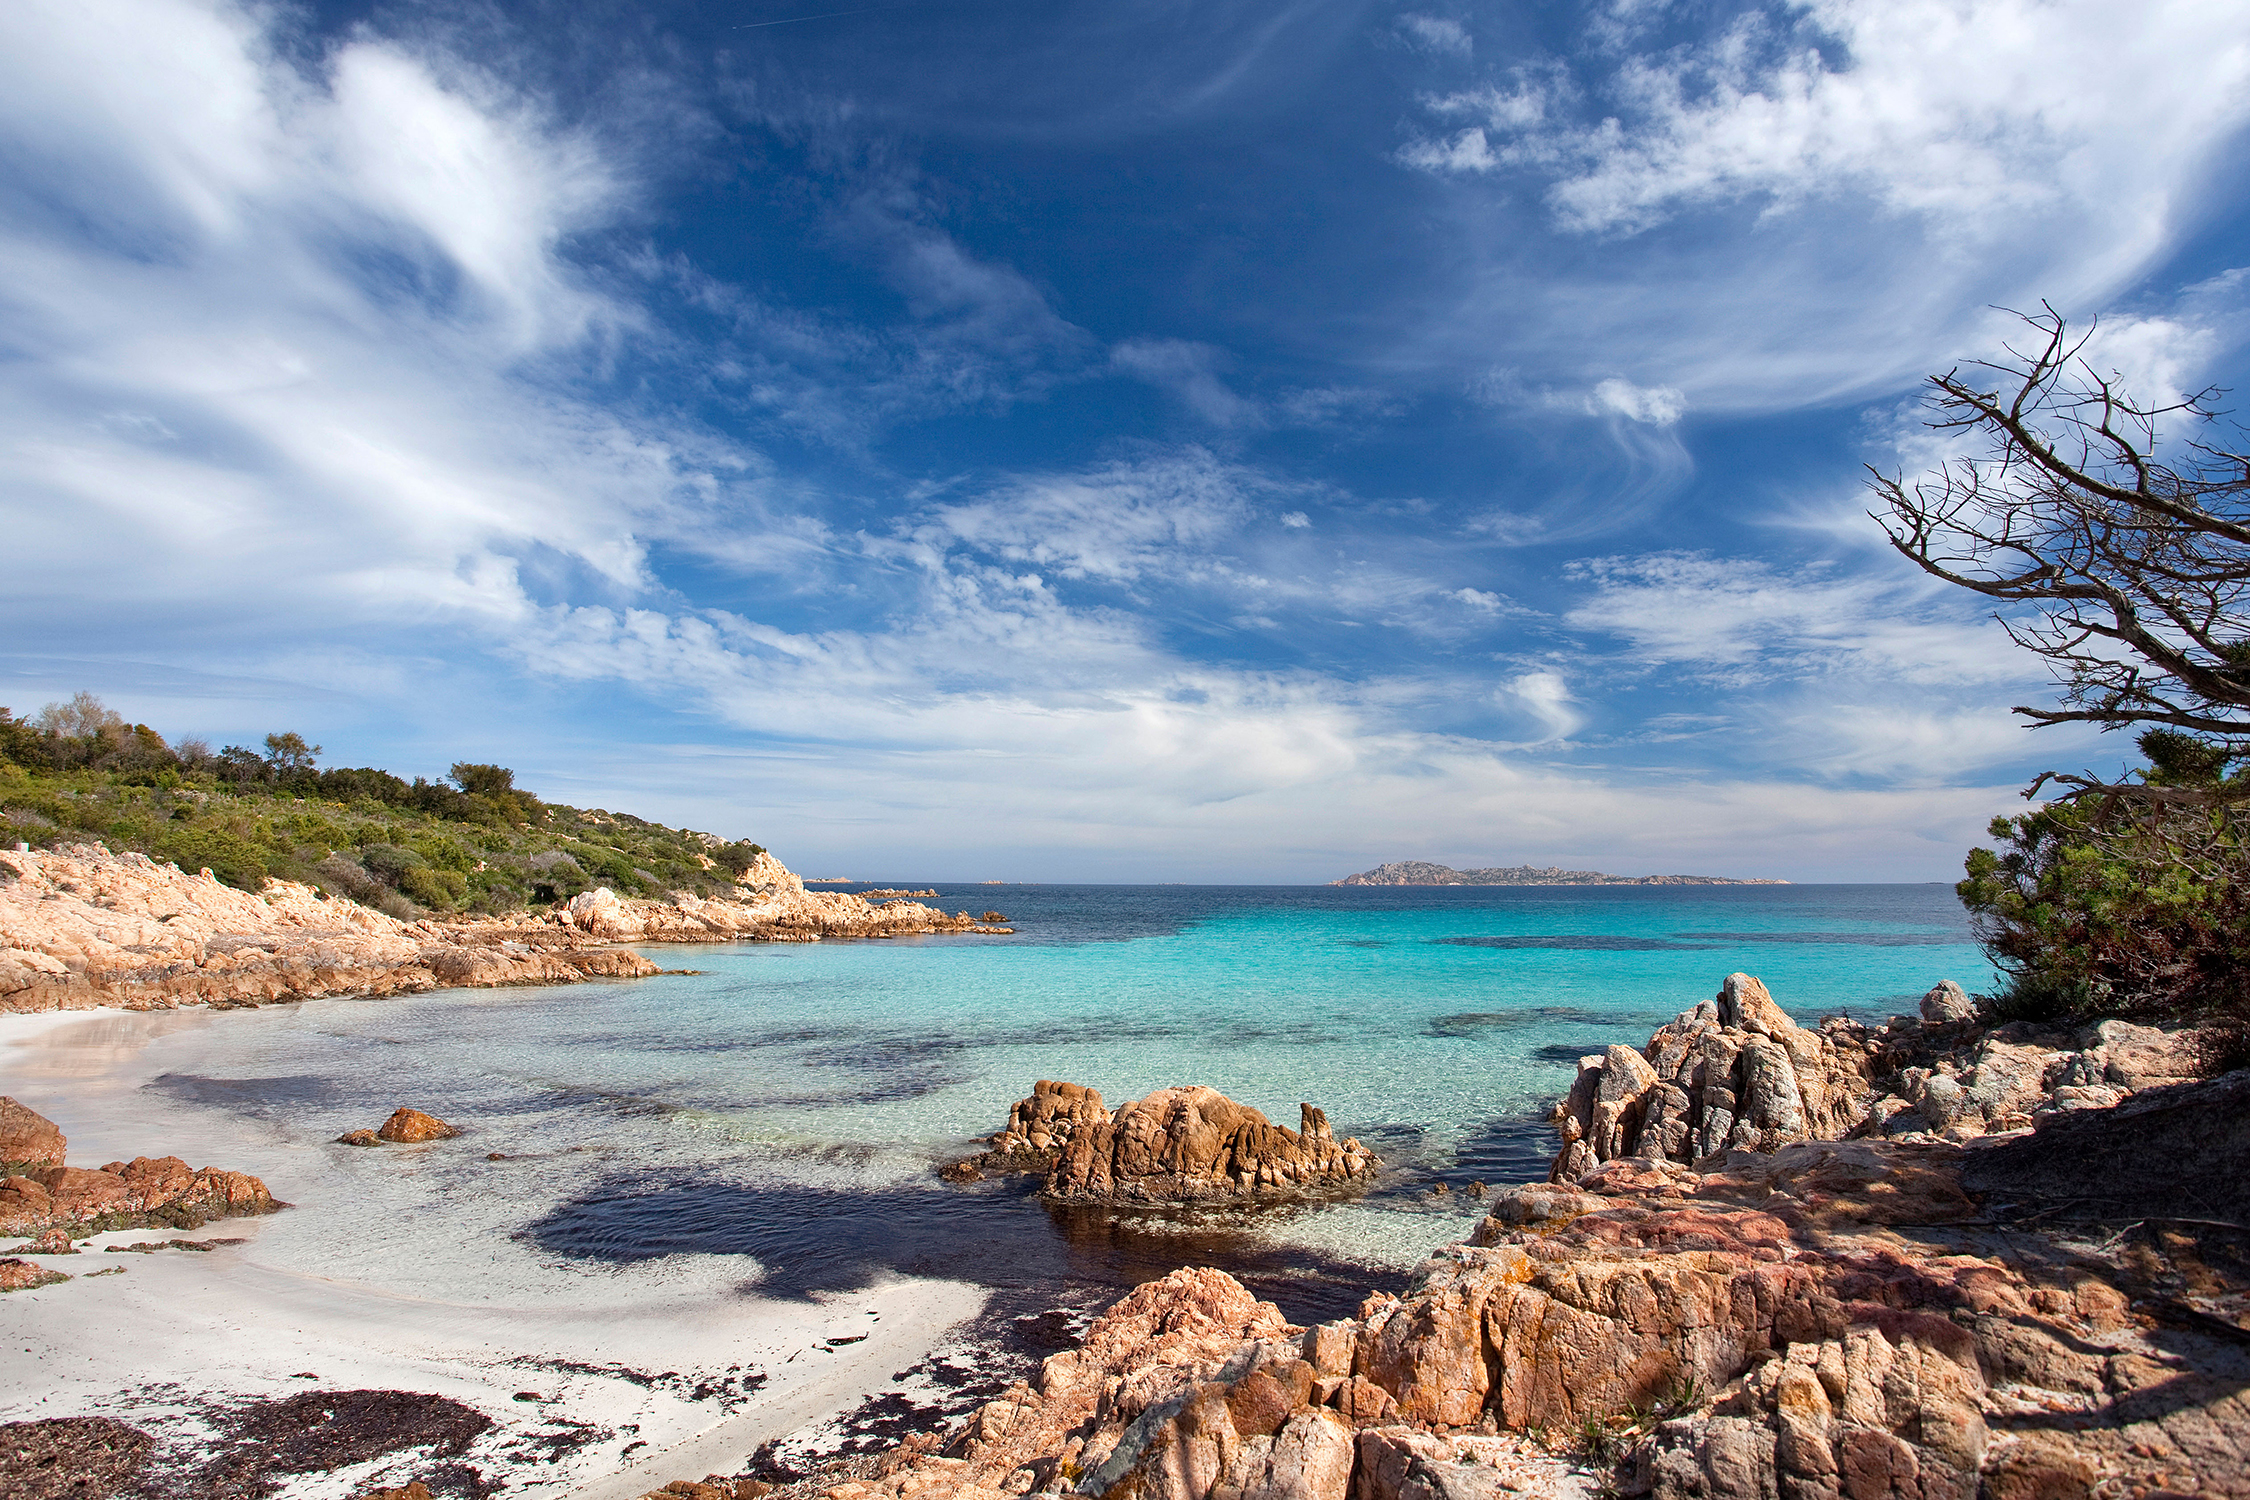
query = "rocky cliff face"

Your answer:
(0, 843), (1003, 1015)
